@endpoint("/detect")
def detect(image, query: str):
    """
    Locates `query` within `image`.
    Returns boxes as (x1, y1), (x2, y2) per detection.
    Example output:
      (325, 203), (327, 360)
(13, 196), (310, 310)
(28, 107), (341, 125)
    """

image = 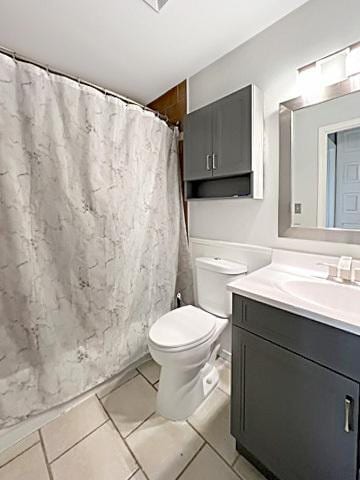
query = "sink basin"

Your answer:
(277, 278), (360, 316)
